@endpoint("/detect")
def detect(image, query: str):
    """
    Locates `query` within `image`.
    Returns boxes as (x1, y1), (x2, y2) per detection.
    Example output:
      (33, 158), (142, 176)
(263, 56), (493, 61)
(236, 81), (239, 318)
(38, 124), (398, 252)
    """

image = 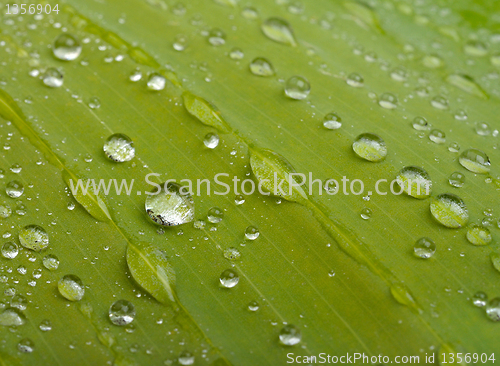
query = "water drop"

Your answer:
(422, 54), (444, 68)
(472, 291), (488, 307)
(245, 226), (260, 240)
(464, 40), (488, 57)
(42, 68), (64, 88)
(248, 300), (259, 311)
(147, 73), (166, 90)
(429, 129), (446, 144)
(413, 237), (436, 258)
(466, 225), (492, 246)
(223, 247), (241, 261)
(43, 254), (59, 271)
(19, 225), (49, 251)
(459, 149), (490, 174)
(242, 6), (259, 19)
(58, 274), (85, 301)
(454, 109), (468, 120)
(10, 164), (22, 174)
(129, 69), (142, 82)
(412, 116), (430, 131)
(145, 182), (195, 226)
(219, 269), (239, 288)
(448, 142), (460, 153)
(229, 47), (244, 60)
(203, 133), (219, 149)
(207, 207), (224, 223)
(208, 28), (226, 46)
(11, 294), (27, 311)
(396, 166), (432, 199)
(346, 73), (364, 87)
(430, 95), (448, 110)
(103, 133), (135, 162)
(378, 93), (398, 109)
(390, 67), (408, 82)
(6, 180), (24, 198)
(491, 252), (500, 273)
(360, 208), (372, 220)
(249, 57), (275, 77)
(284, 76), (310, 100)
(88, 97), (101, 109)
(430, 193), (468, 228)
(39, 319), (52, 331)
(475, 122), (491, 136)
(109, 299), (136, 326)
(1, 242), (18, 259)
(53, 33), (82, 61)
(352, 133), (387, 162)
(261, 17), (296, 46)
(486, 298), (500, 321)
(0, 204), (12, 218)
(279, 324), (301, 346)
(234, 195), (245, 205)
(448, 172), (465, 188)
(17, 338), (35, 353)
(323, 113), (342, 130)
(178, 351), (195, 366)
(0, 307), (25, 326)
(173, 34), (188, 51)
